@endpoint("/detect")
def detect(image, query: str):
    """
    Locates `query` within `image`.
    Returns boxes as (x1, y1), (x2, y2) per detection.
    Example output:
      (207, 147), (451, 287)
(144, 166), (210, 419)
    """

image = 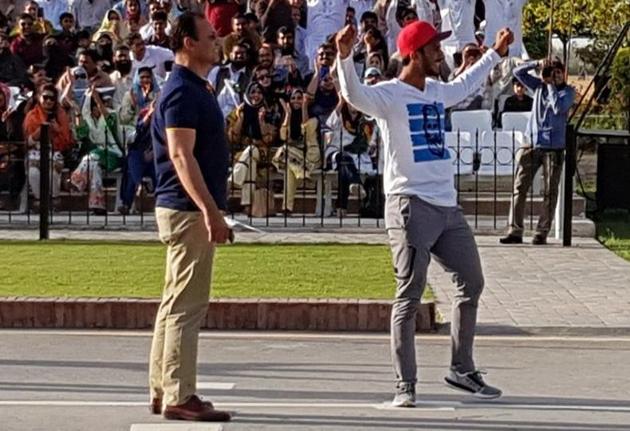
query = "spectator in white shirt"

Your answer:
(70, 0), (113, 31)
(305, 0), (349, 66)
(439, 0), (476, 68)
(127, 32), (174, 80)
(36, 0), (70, 30)
(290, 5), (307, 71)
(139, 0), (172, 40)
(482, 0), (528, 58)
